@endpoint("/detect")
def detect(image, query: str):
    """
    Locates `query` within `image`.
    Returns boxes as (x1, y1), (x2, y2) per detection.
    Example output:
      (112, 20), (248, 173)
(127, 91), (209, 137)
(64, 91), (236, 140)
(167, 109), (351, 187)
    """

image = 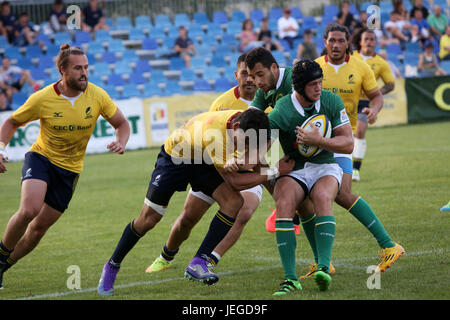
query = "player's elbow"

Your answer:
(345, 138), (354, 154)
